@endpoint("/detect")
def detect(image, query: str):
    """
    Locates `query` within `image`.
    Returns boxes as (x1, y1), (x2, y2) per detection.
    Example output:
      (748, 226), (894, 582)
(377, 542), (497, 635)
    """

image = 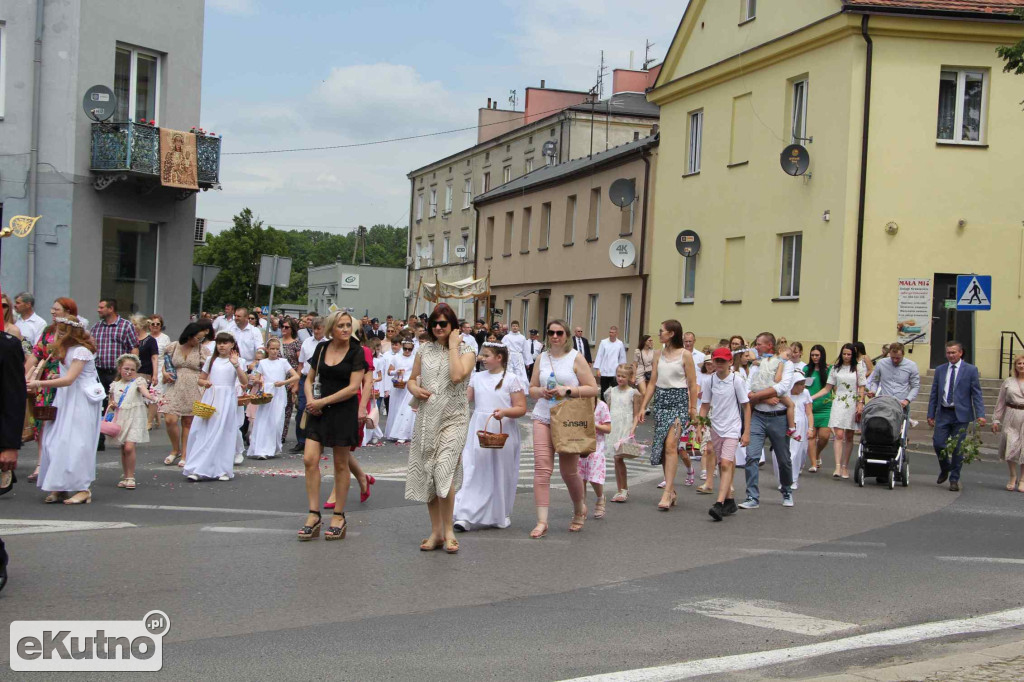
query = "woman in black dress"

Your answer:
(298, 311), (366, 541)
